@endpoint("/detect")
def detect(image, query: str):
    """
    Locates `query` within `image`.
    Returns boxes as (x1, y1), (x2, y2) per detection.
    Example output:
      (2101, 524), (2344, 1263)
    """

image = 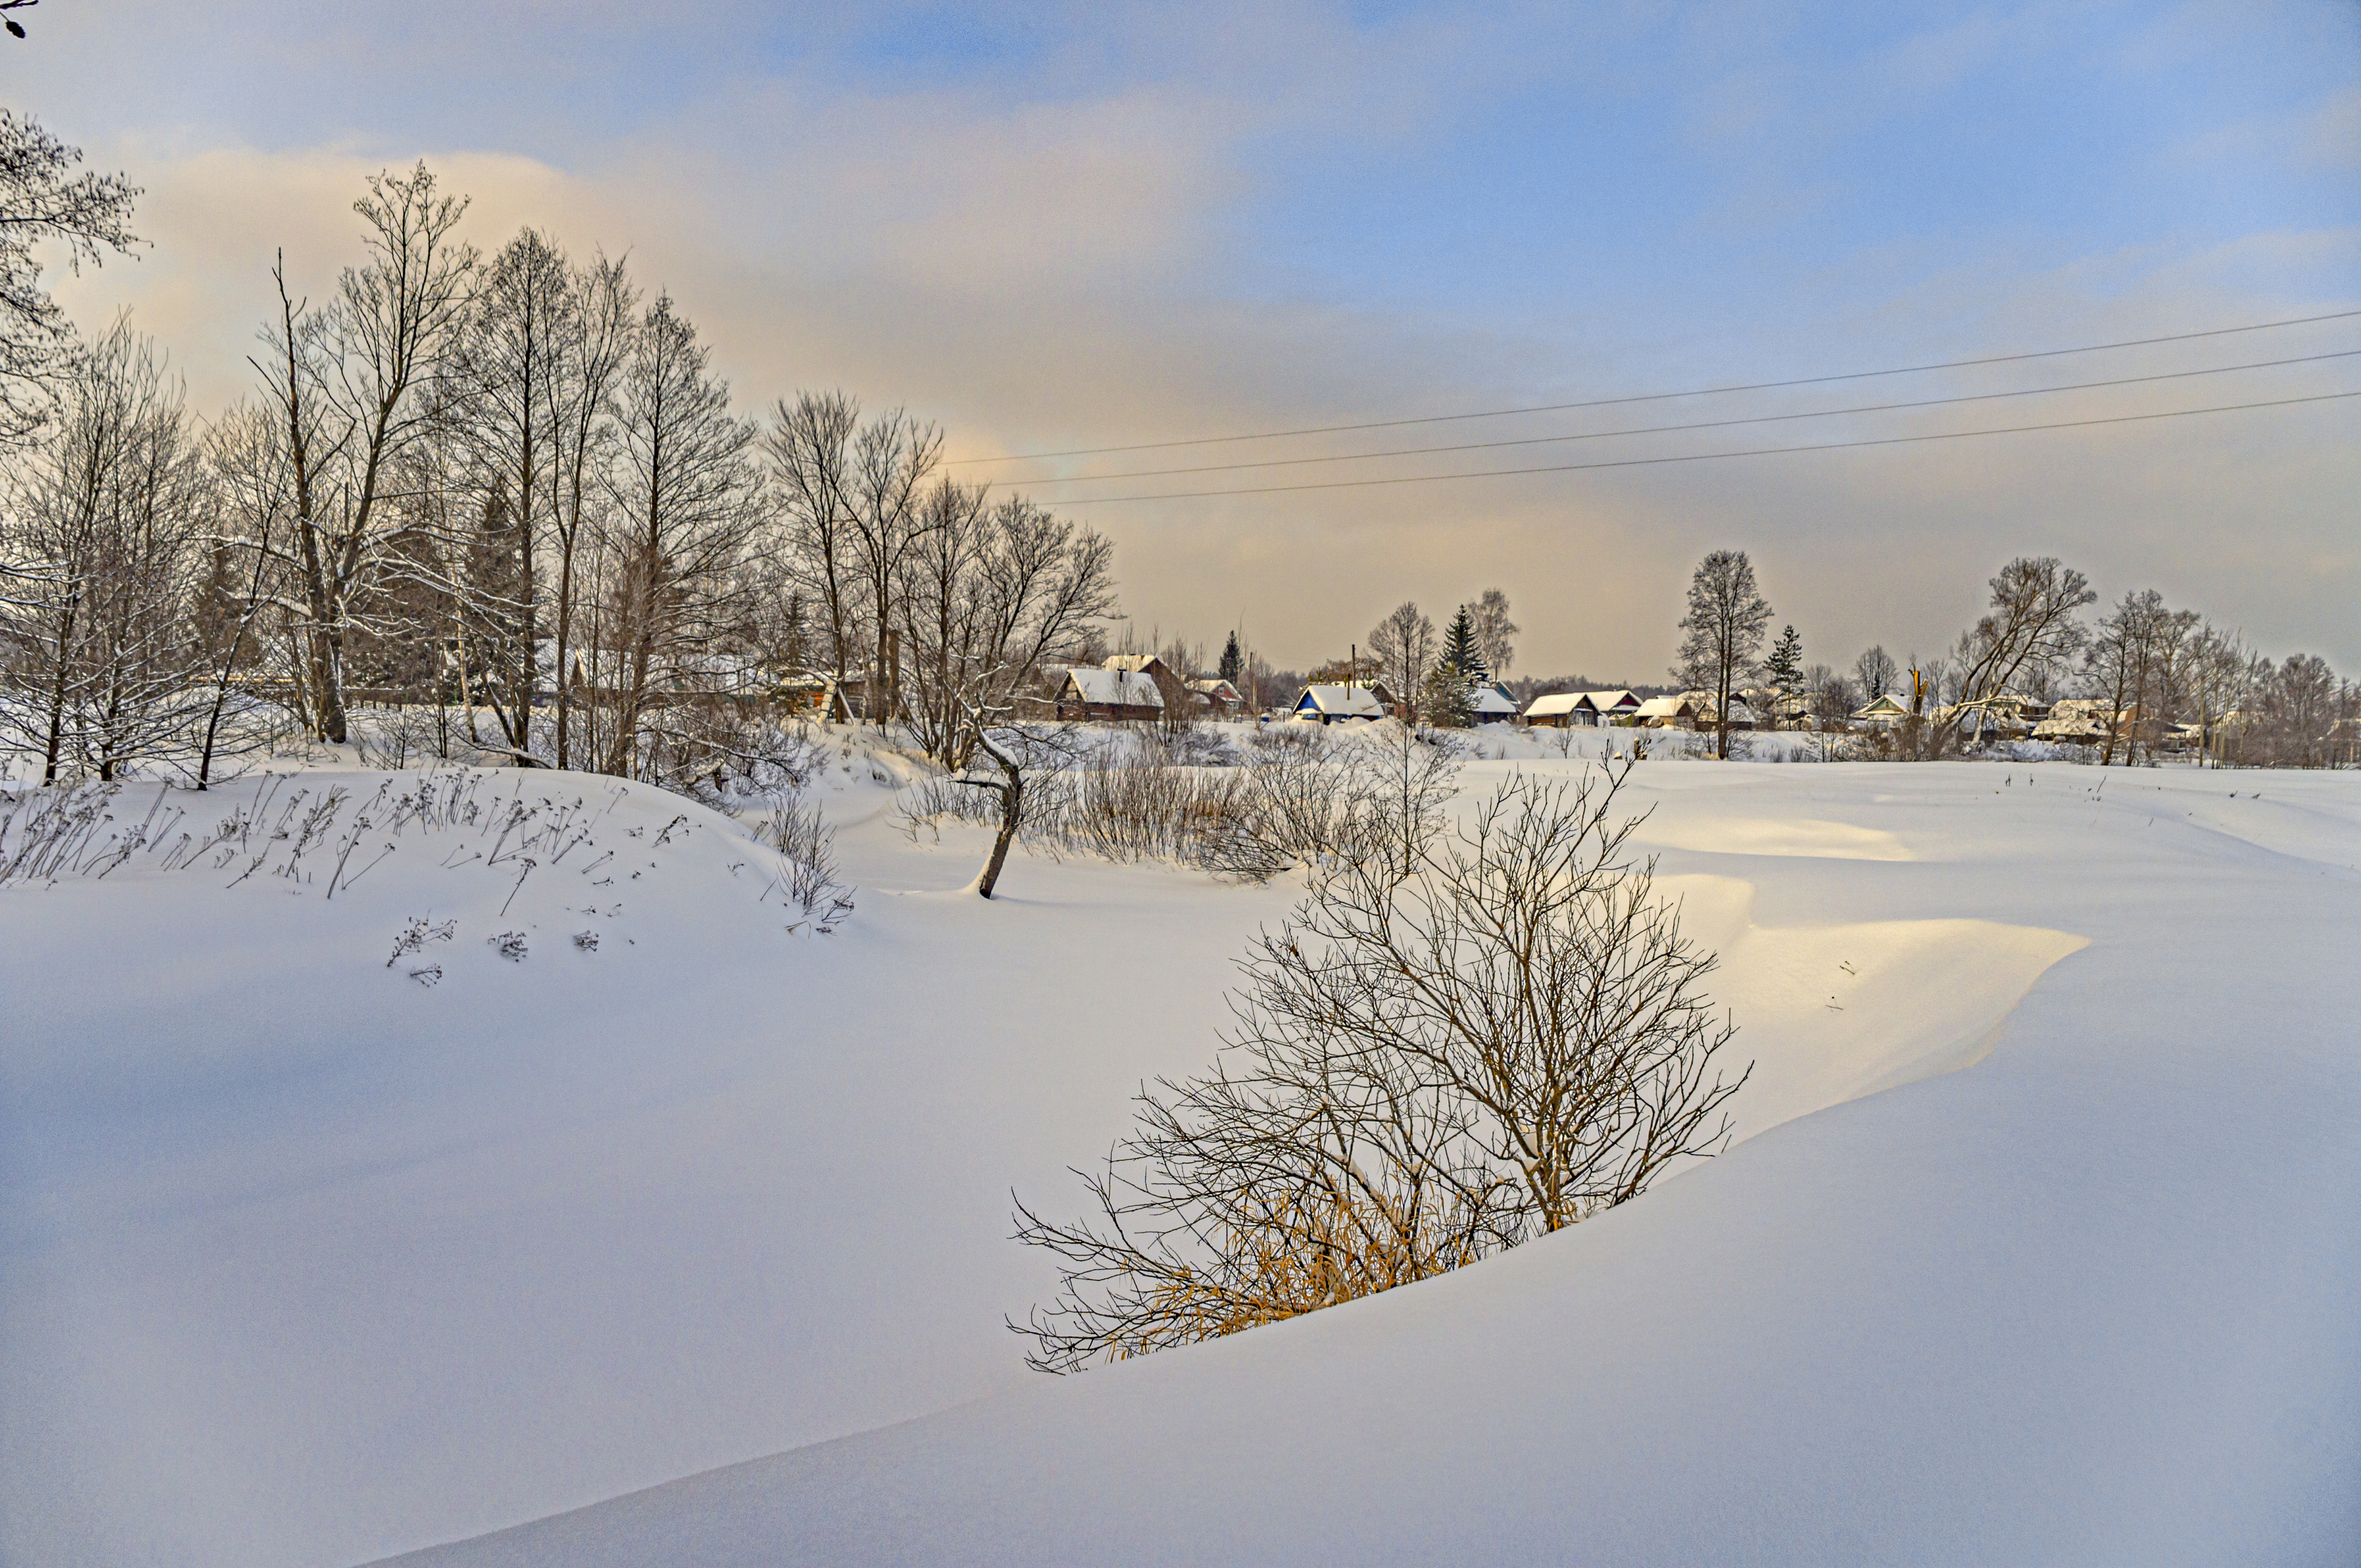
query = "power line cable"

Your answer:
(1008, 348), (2360, 486)
(1044, 389), (2360, 506)
(946, 307), (2361, 465)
